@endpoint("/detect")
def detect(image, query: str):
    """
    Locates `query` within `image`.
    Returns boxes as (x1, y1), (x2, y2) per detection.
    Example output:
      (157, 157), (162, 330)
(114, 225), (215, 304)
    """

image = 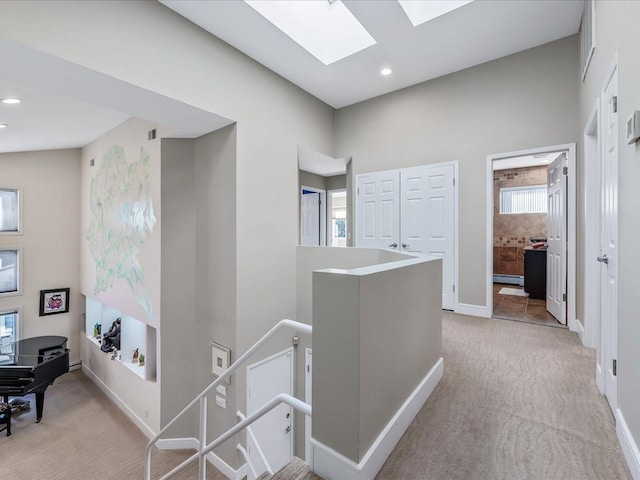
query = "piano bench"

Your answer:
(0, 402), (11, 436)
